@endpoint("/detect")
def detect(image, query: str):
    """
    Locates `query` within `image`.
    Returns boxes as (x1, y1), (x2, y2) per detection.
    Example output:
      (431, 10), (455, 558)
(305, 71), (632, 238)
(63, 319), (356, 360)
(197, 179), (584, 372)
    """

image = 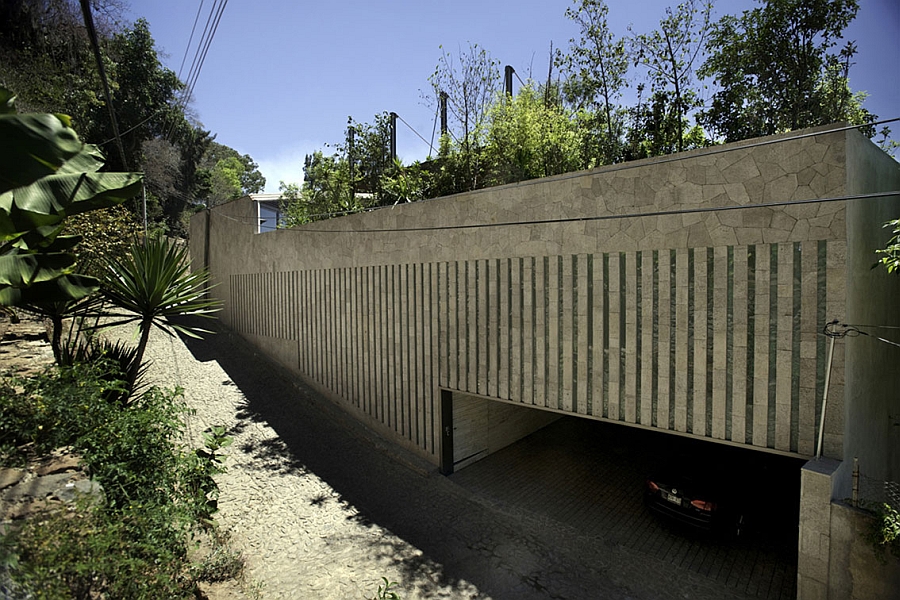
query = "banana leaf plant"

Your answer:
(101, 235), (221, 390)
(0, 86), (142, 312)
